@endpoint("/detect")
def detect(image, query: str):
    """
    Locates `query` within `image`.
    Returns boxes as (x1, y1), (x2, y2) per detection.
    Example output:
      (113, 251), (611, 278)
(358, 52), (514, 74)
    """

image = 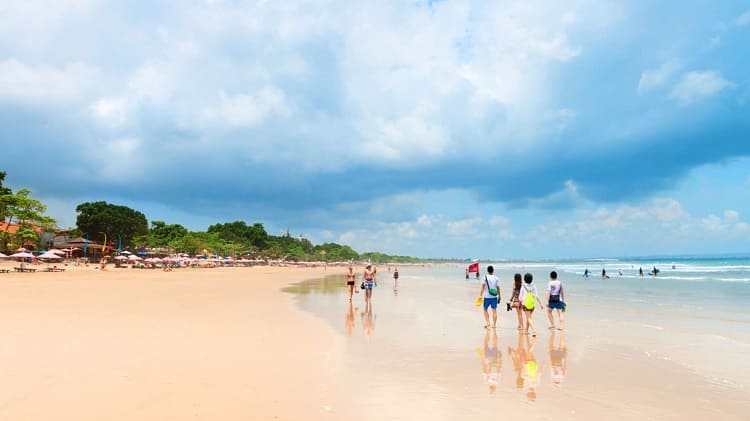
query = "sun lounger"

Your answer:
(0, 269), (9, 273)
(13, 267), (37, 272)
(43, 267), (66, 272)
